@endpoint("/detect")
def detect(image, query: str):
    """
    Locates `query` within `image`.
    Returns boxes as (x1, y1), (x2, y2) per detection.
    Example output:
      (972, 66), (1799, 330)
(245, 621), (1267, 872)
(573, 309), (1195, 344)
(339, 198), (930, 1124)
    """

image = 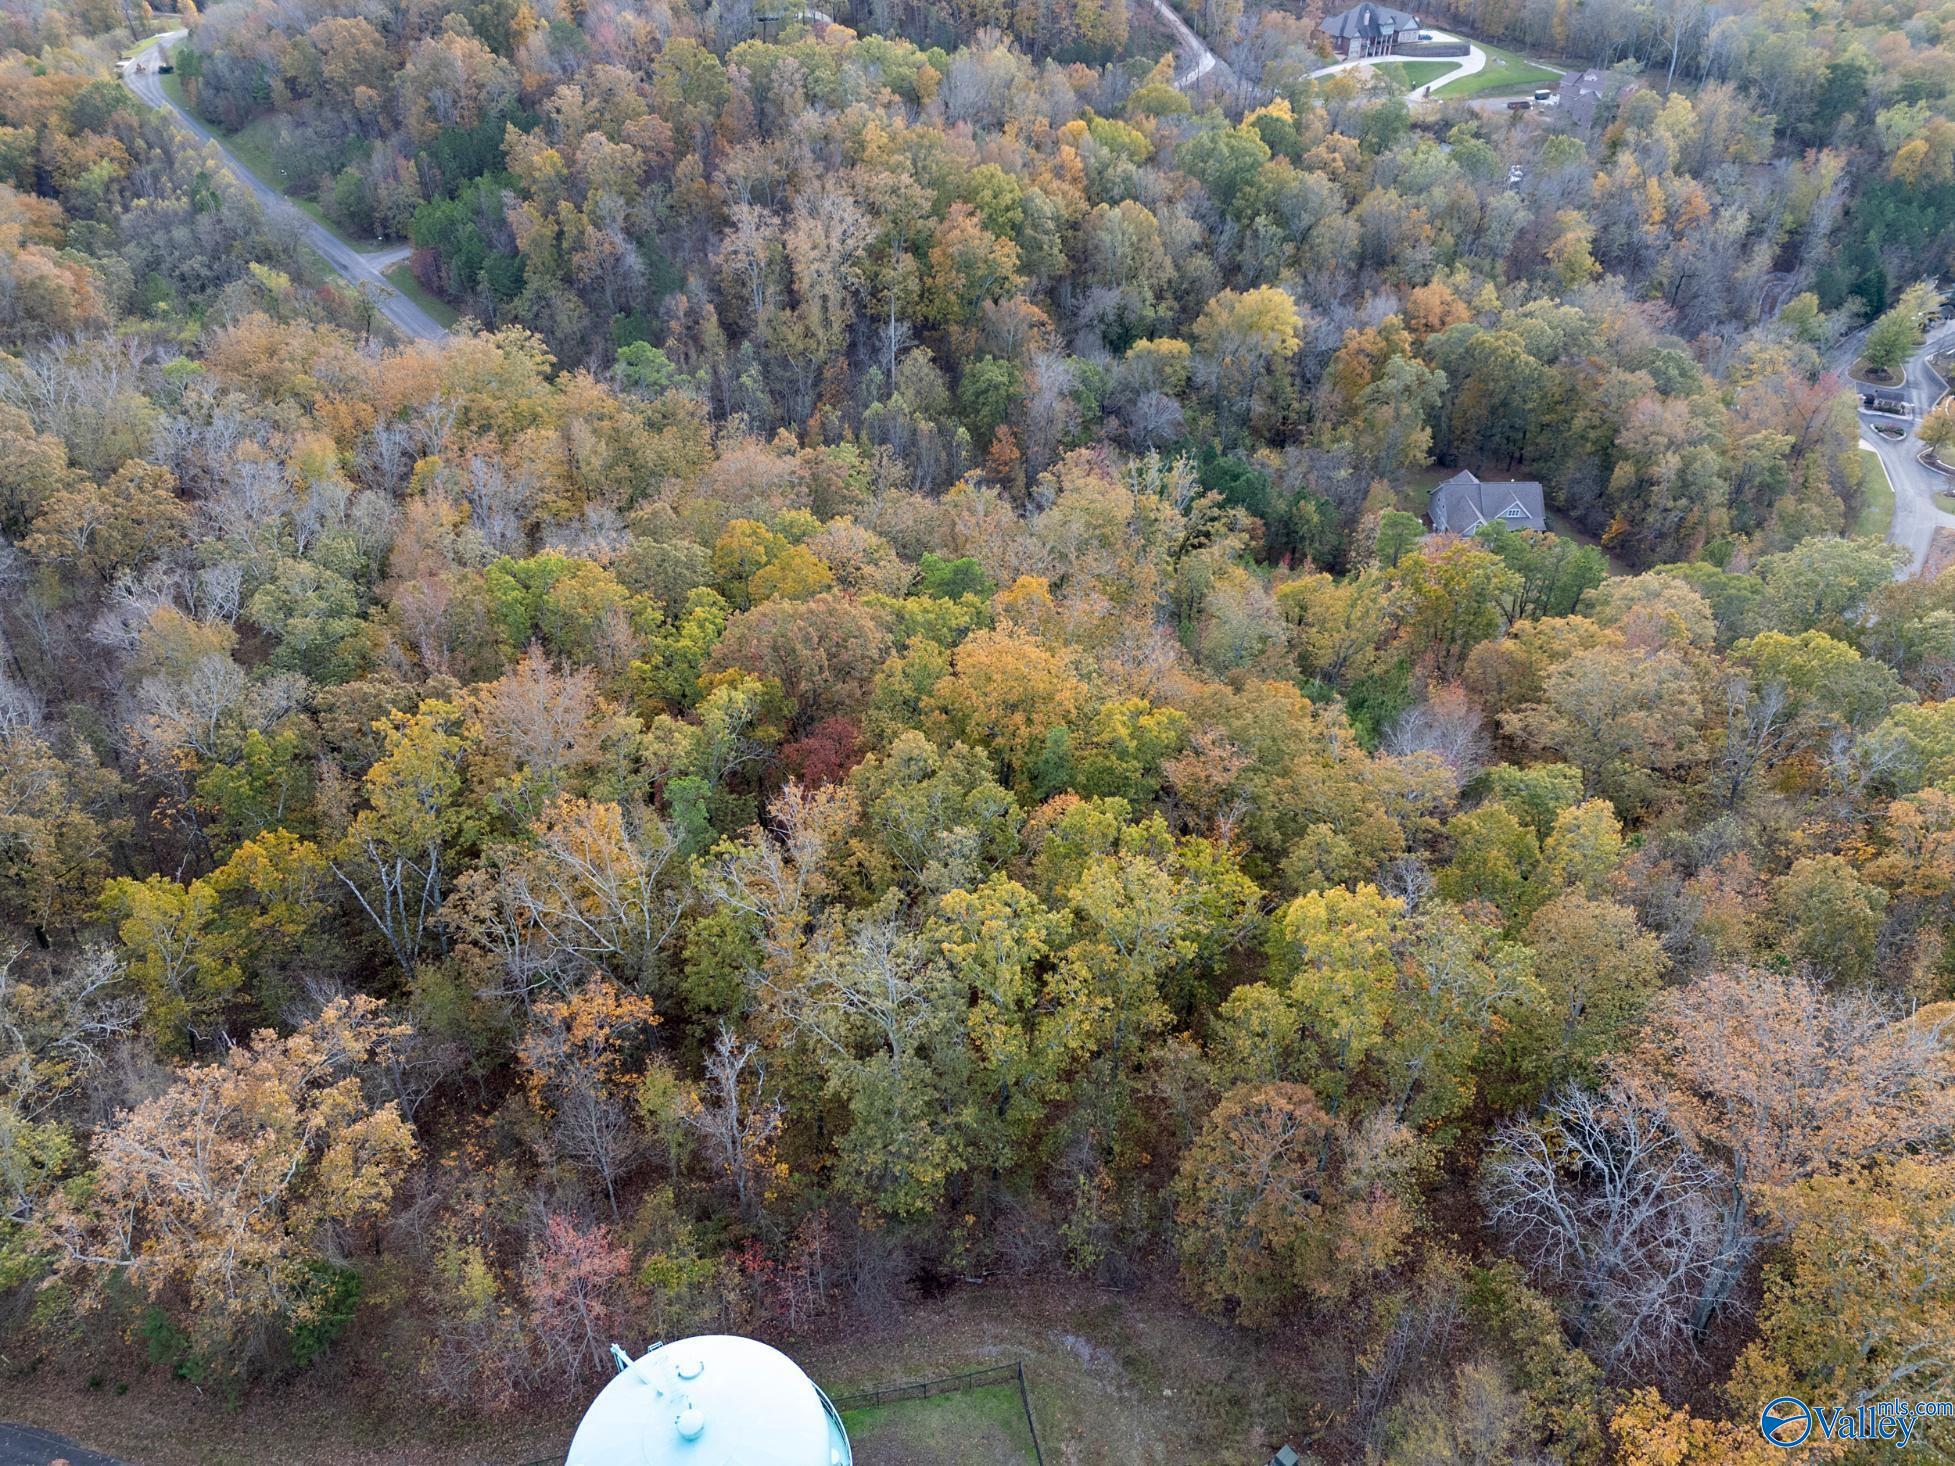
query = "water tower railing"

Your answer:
(813, 1381), (854, 1465)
